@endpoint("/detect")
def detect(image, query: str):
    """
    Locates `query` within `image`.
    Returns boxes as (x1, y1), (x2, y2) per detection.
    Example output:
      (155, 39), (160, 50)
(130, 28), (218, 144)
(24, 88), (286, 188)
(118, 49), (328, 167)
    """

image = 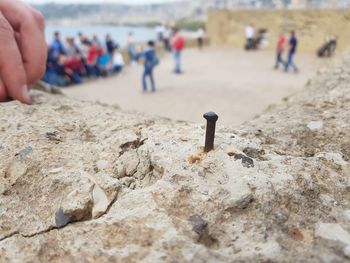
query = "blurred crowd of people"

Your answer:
(44, 26), (189, 88)
(43, 31), (125, 87)
(244, 24), (299, 73)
